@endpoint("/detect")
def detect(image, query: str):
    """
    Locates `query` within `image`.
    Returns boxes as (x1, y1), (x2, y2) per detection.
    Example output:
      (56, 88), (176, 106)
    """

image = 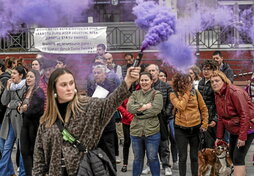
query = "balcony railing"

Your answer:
(0, 22), (253, 52)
